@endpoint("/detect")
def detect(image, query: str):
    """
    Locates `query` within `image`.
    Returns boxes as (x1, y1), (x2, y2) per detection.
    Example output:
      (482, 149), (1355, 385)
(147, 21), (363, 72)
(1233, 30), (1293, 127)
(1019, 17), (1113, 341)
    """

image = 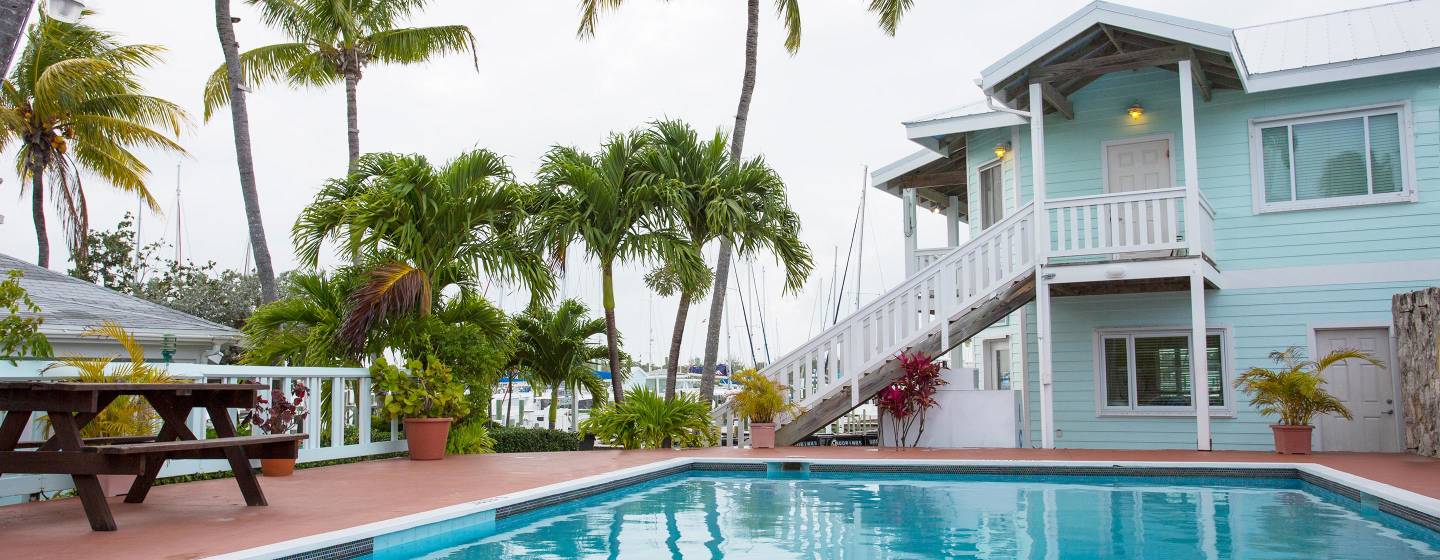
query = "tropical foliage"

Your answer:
(877, 351), (947, 447)
(533, 130), (704, 402)
(1234, 347), (1371, 426)
(370, 356), (470, 420)
(580, 387), (717, 449)
(0, 270), (51, 364)
(730, 368), (799, 424)
(445, 418), (495, 455)
(41, 322), (174, 438)
(241, 380), (310, 435)
(510, 299), (609, 430)
(242, 270), (358, 366)
(203, 0), (477, 168)
(0, 11), (188, 267)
